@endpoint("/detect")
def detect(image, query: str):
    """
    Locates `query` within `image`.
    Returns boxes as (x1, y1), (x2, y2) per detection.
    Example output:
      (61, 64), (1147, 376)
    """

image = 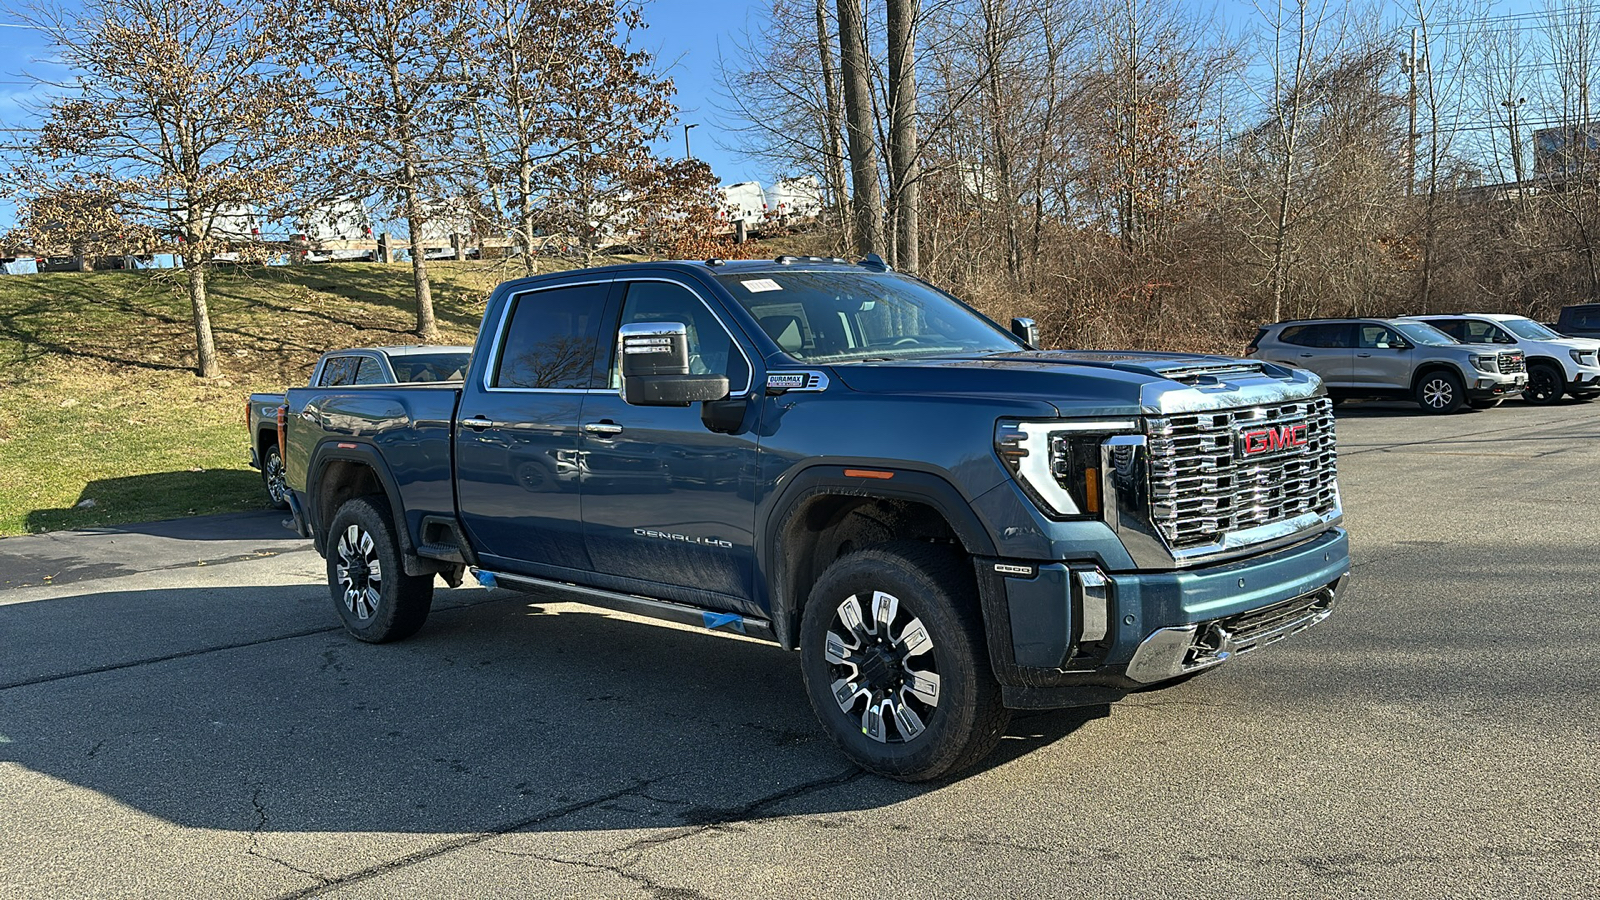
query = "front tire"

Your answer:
(799, 543), (1010, 782)
(261, 444), (290, 510)
(325, 496), (434, 643)
(1524, 363), (1564, 405)
(1415, 371), (1465, 414)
